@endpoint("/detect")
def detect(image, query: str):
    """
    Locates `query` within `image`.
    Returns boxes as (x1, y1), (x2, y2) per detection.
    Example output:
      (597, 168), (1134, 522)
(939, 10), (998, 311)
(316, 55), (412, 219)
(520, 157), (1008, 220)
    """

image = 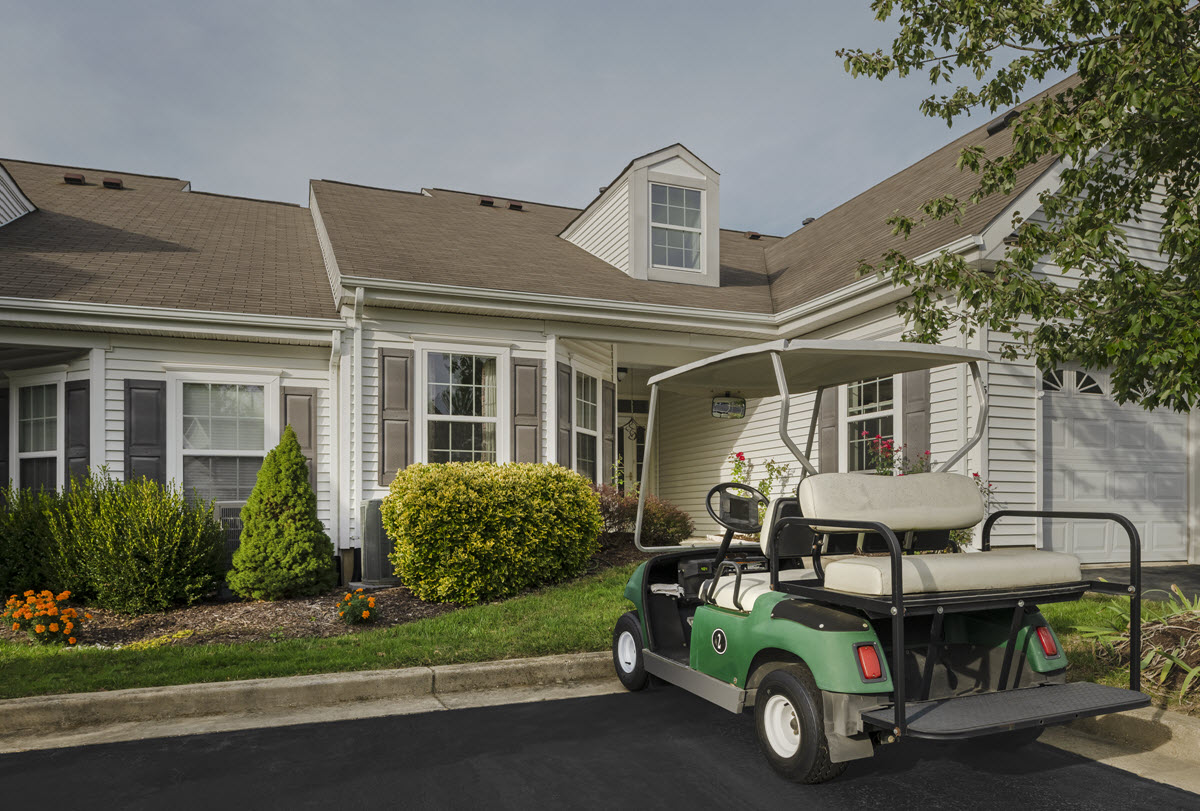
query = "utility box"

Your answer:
(361, 499), (401, 585)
